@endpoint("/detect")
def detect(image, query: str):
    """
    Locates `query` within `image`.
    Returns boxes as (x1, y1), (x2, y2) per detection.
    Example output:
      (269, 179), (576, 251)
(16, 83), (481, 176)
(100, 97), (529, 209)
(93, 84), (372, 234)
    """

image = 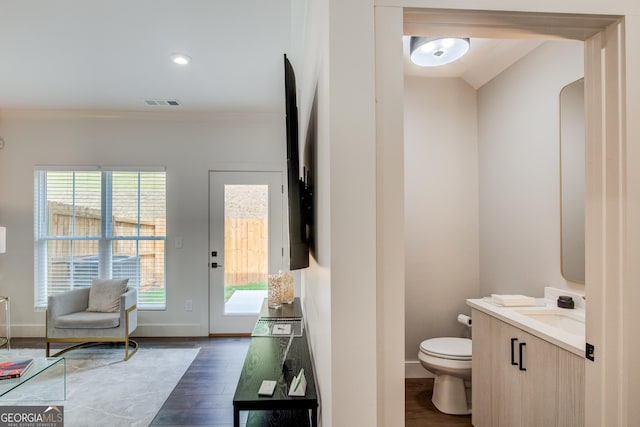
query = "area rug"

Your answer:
(0, 347), (200, 427)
